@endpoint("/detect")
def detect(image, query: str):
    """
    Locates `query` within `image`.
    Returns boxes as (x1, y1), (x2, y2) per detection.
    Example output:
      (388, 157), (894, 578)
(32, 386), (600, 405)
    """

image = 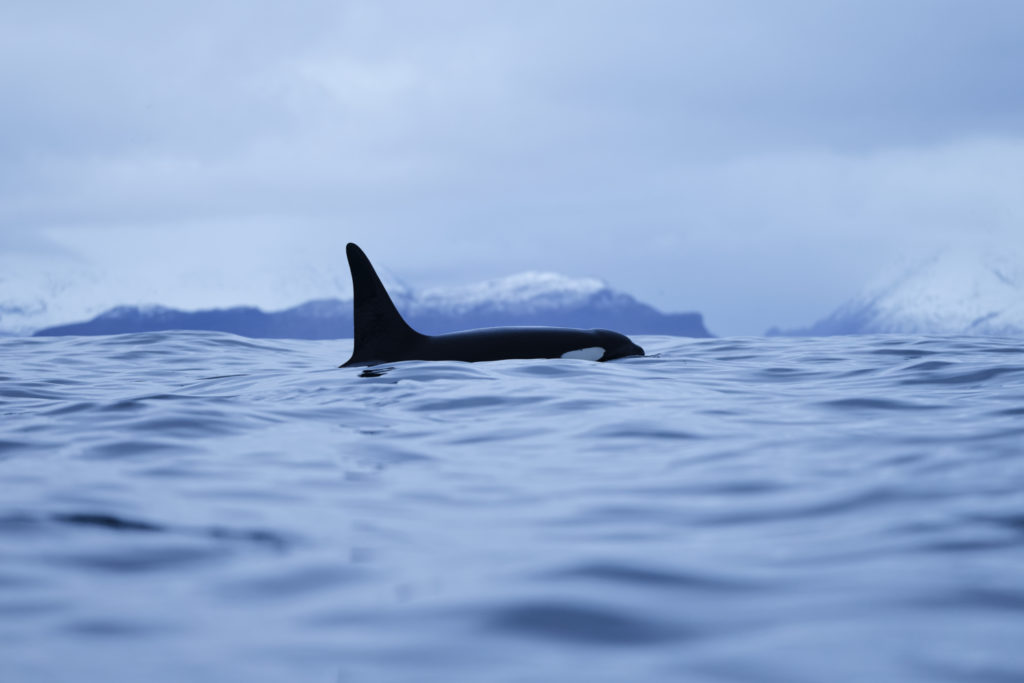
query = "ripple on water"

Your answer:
(869, 347), (940, 357)
(213, 563), (366, 601)
(900, 365), (1024, 385)
(994, 406), (1024, 416)
(81, 440), (199, 460)
(589, 421), (702, 441)
(817, 397), (946, 411)
(0, 440), (34, 456)
(52, 542), (232, 574)
(62, 618), (174, 638)
(540, 561), (763, 593)
(480, 601), (689, 645)
(0, 385), (66, 400)
(4, 511), (295, 550)
(409, 395), (538, 413)
(902, 360), (957, 372)
(130, 415), (239, 438)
